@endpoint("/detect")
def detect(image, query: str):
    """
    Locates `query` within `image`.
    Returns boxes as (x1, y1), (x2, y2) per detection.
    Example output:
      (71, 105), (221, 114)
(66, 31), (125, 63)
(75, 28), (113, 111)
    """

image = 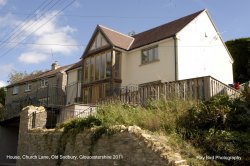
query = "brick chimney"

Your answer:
(51, 61), (60, 70)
